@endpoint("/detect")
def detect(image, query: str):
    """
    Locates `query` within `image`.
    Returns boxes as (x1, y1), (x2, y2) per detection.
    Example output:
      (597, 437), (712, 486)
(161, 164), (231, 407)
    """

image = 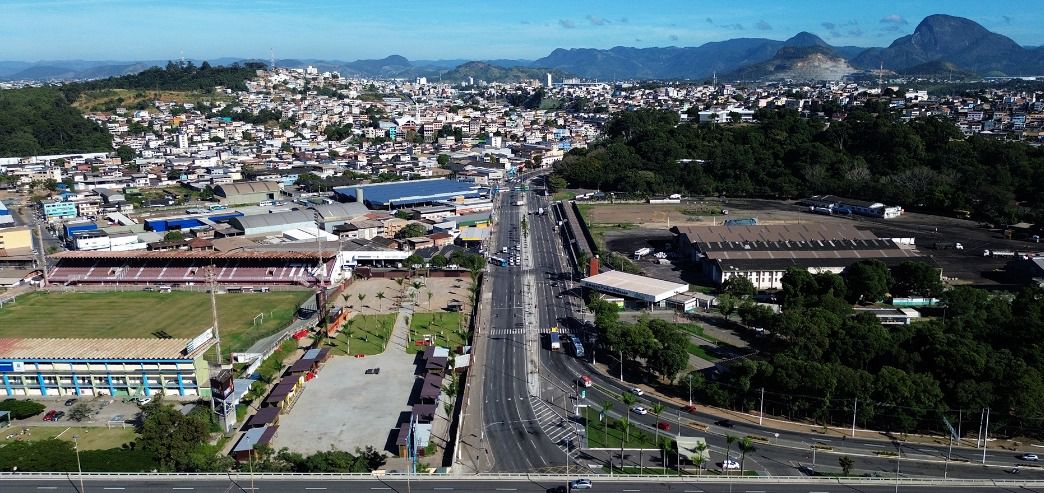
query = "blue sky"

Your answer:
(3, 0), (1043, 61)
